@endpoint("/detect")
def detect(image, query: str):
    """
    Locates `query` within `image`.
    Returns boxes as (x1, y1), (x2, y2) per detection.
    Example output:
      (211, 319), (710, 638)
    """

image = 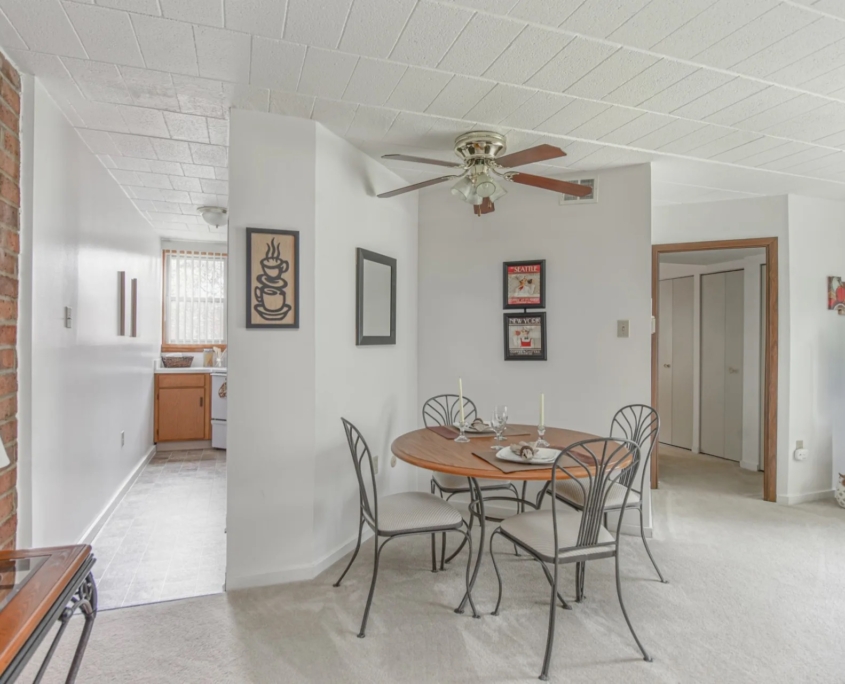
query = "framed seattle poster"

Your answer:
(503, 259), (545, 309)
(247, 228), (299, 329)
(504, 312), (547, 361)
